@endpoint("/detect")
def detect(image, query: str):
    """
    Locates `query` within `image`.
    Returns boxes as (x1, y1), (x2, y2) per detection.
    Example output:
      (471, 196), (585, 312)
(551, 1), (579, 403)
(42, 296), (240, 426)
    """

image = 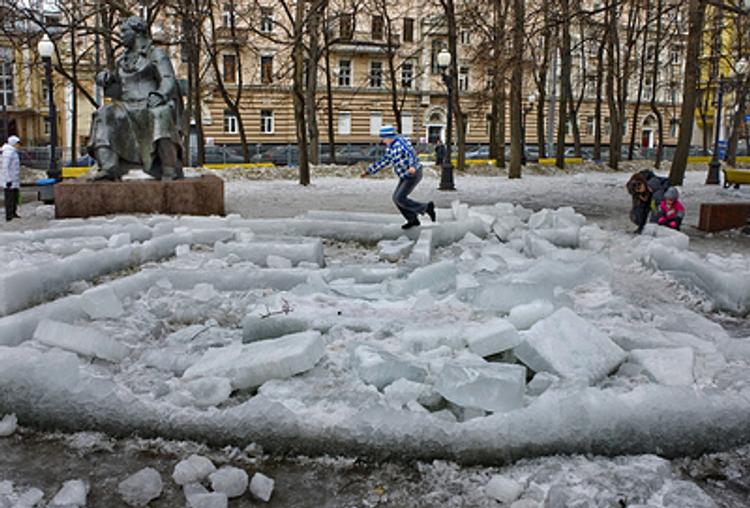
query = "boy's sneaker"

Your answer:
(401, 220), (420, 230)
(426, 202), (436, 222)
